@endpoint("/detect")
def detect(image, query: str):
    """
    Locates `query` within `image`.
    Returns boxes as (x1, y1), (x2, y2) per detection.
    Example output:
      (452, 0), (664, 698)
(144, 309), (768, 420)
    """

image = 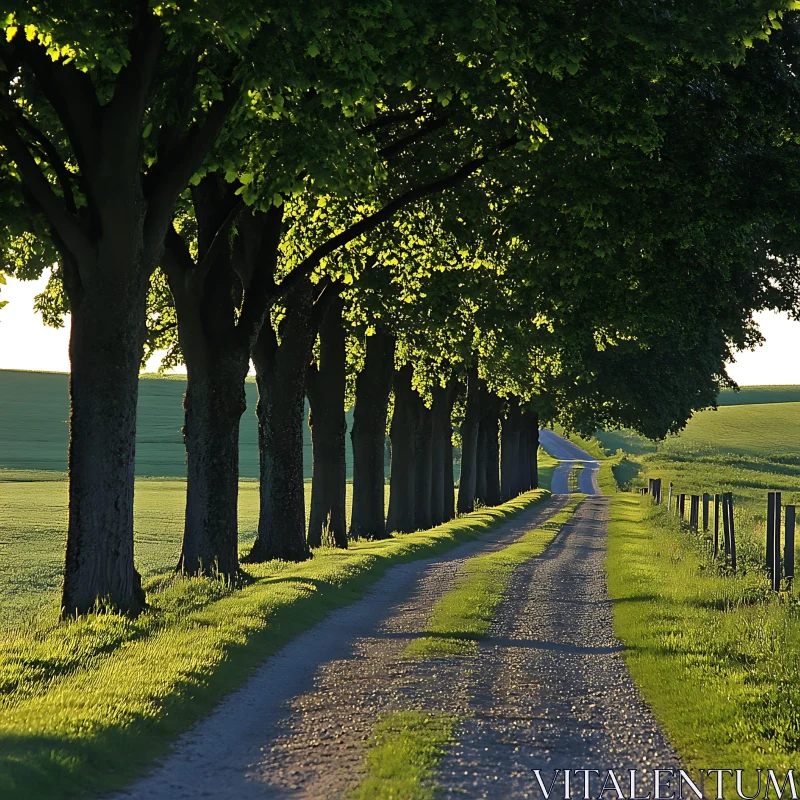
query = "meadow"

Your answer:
(593, 395), (800, 545)
(0, 369), (368, 478)
(0, 367), (559, 625)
